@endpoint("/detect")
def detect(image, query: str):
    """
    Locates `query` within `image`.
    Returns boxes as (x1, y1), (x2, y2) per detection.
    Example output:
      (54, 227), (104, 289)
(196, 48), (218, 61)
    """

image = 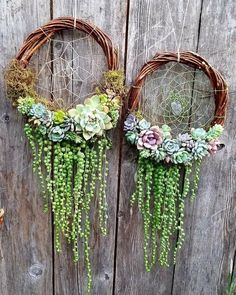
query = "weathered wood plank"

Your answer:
(172, 1), (236, 294)
(0, 1), (52, 295)
(115, 1), (203, 294)
(52, 2), (127, 294)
